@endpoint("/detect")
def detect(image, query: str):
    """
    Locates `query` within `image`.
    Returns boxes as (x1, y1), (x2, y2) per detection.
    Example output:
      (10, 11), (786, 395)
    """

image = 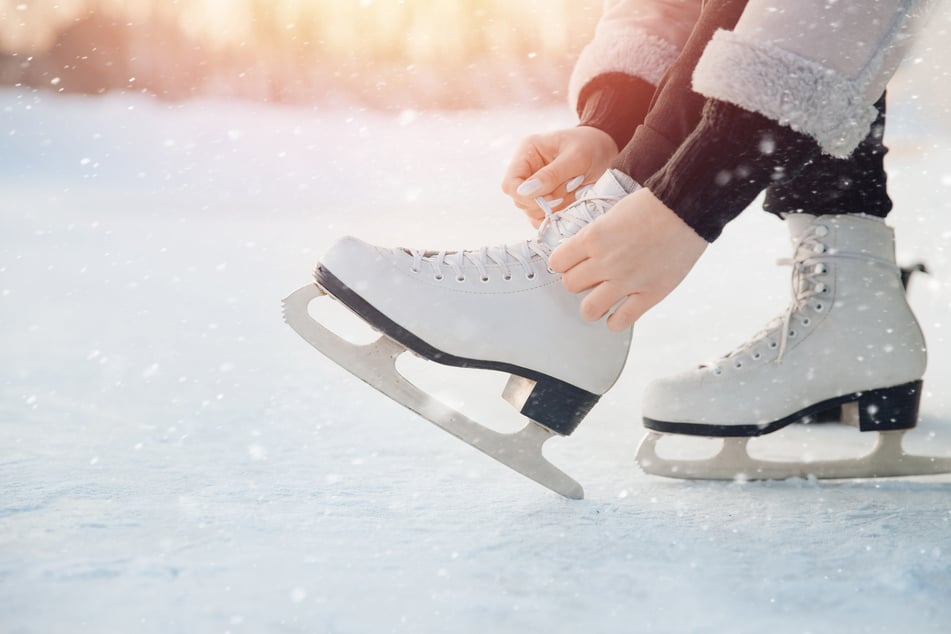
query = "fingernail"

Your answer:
(548, 197), (564, 208)
(517, 178), (542, 196)
(565, 175), (585, 192)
